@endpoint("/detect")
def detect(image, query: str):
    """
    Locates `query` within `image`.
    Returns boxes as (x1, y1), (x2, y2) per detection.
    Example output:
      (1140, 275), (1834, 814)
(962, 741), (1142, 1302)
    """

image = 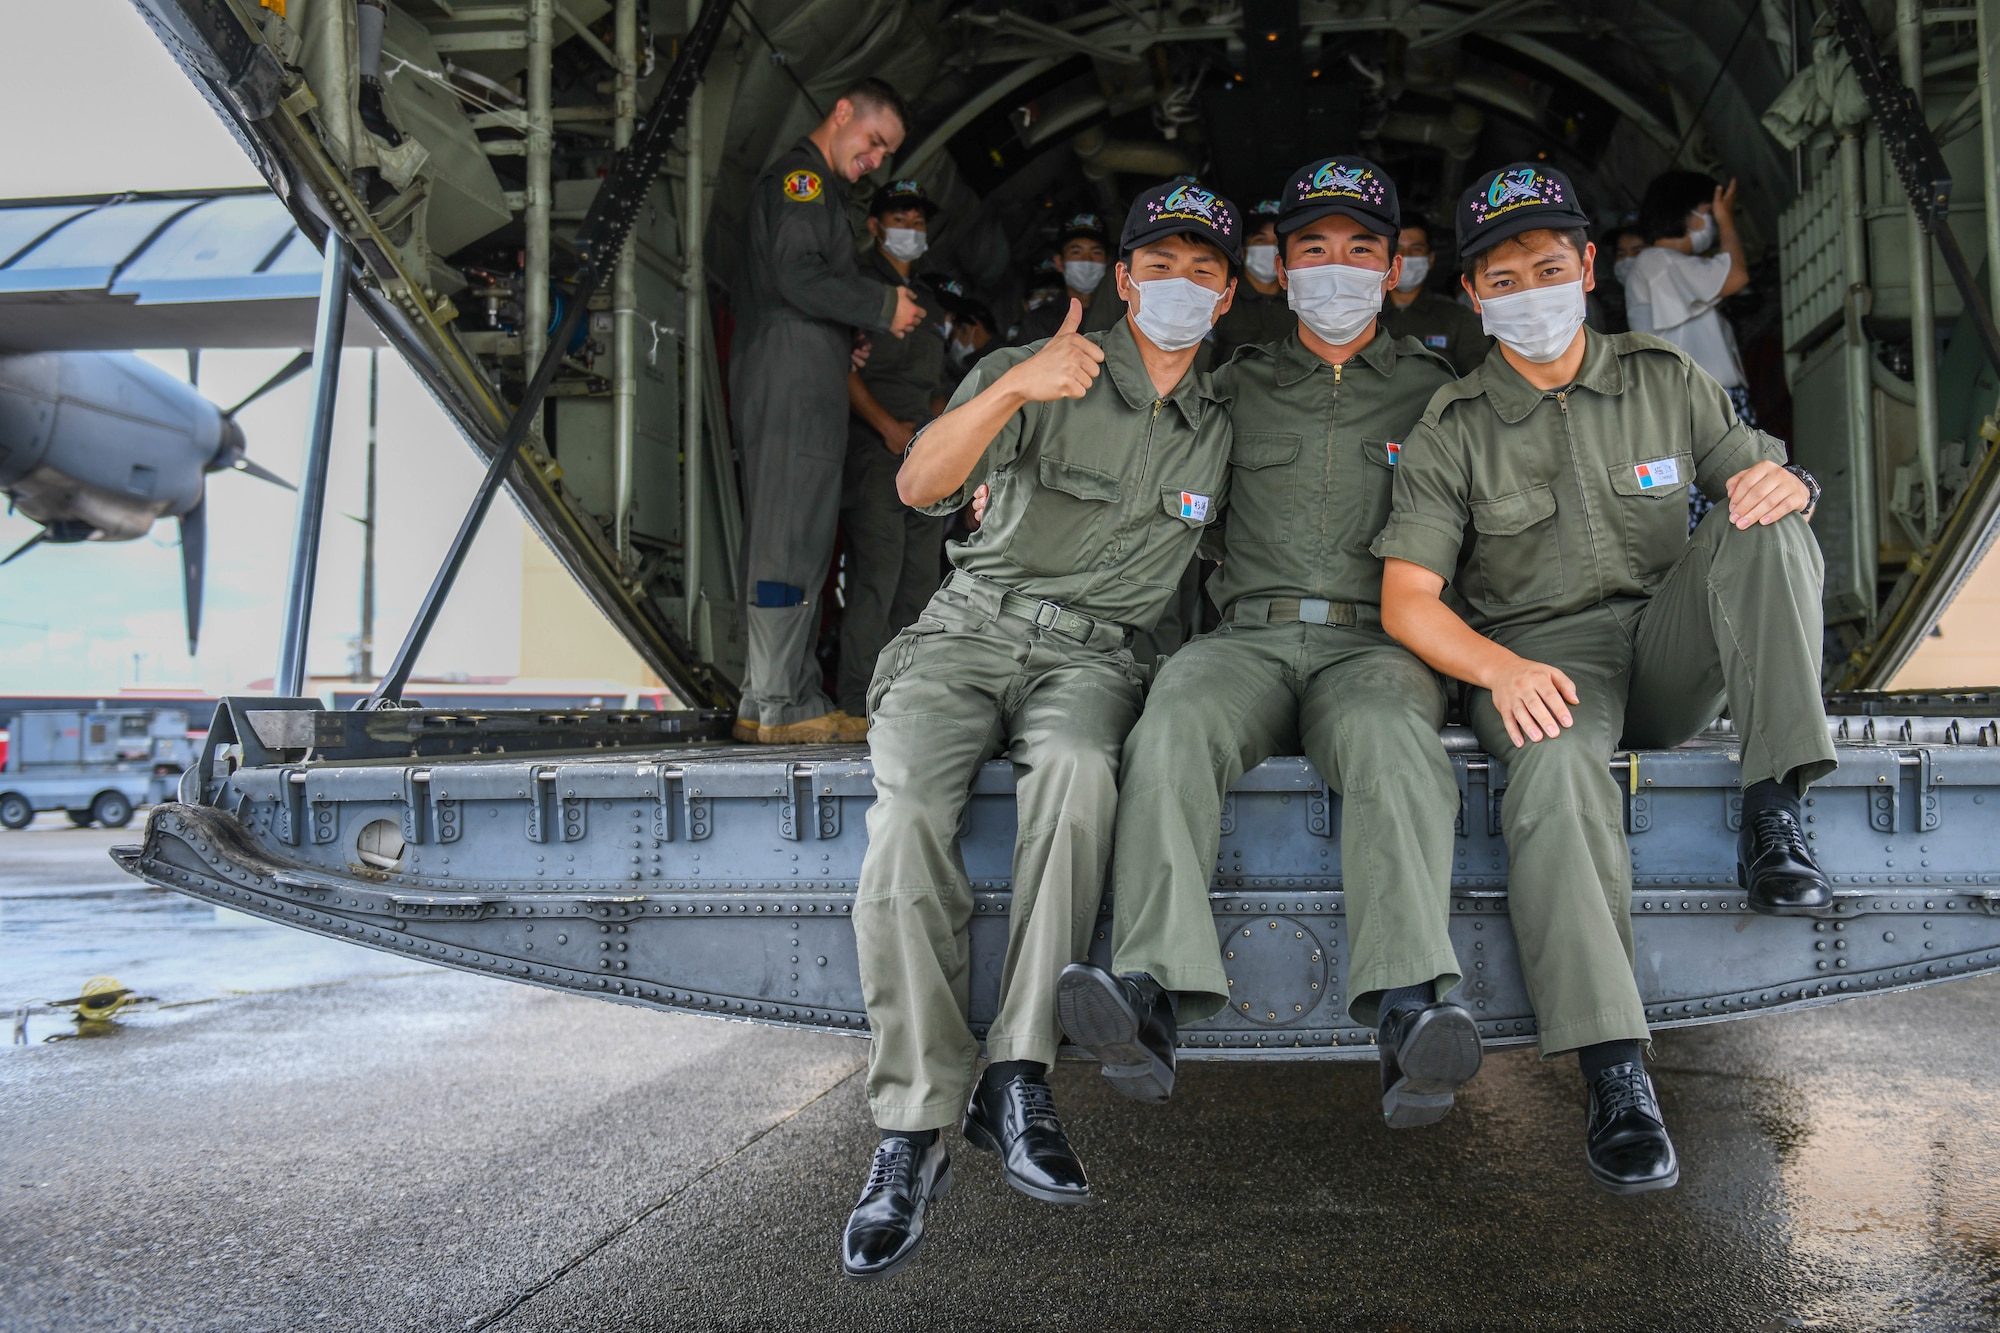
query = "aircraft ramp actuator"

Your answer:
(116, 697), (2000, 1059)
